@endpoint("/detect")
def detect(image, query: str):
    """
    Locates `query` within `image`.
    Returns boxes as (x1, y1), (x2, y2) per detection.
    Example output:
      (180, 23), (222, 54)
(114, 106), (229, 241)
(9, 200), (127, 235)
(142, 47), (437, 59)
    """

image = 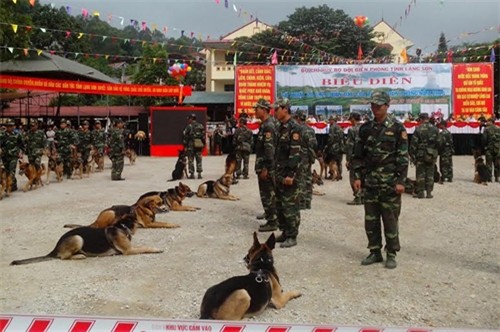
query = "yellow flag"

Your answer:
(93, 11), (100, 17)
(78, 32), (84, 39)
(11, 24), (18, 33)
(400, 48), (408, 64)
(37, 49), (42, 56)
(12, 0), (17, 4)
